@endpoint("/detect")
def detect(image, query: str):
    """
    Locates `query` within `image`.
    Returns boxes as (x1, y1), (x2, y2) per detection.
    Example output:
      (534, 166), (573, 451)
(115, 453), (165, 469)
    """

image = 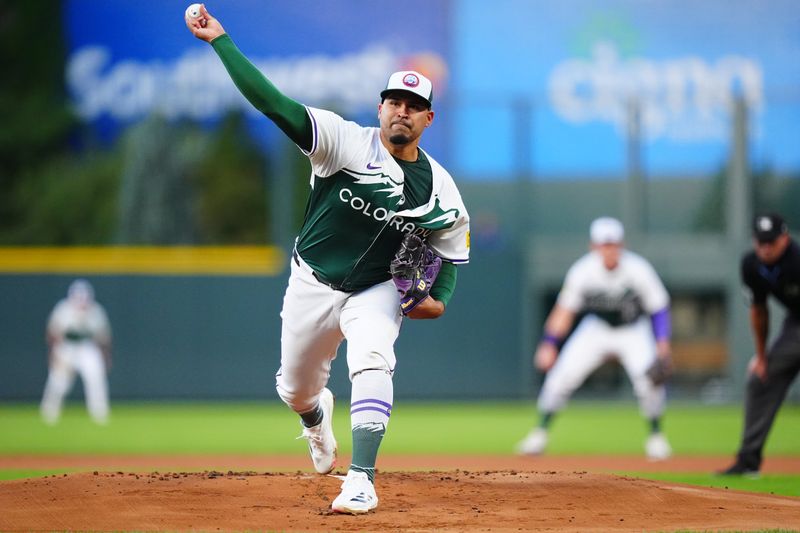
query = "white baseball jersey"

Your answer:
(557, 250), (670, 324)
(47, 298), (112, 345)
